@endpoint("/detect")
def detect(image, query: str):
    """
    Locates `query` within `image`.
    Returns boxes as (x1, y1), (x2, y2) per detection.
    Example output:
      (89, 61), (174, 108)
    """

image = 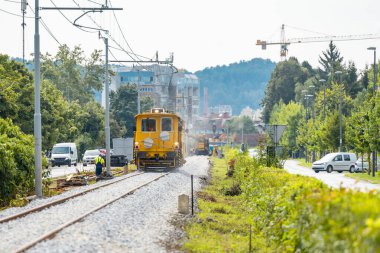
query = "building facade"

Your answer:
(103, 65), (200, 125)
